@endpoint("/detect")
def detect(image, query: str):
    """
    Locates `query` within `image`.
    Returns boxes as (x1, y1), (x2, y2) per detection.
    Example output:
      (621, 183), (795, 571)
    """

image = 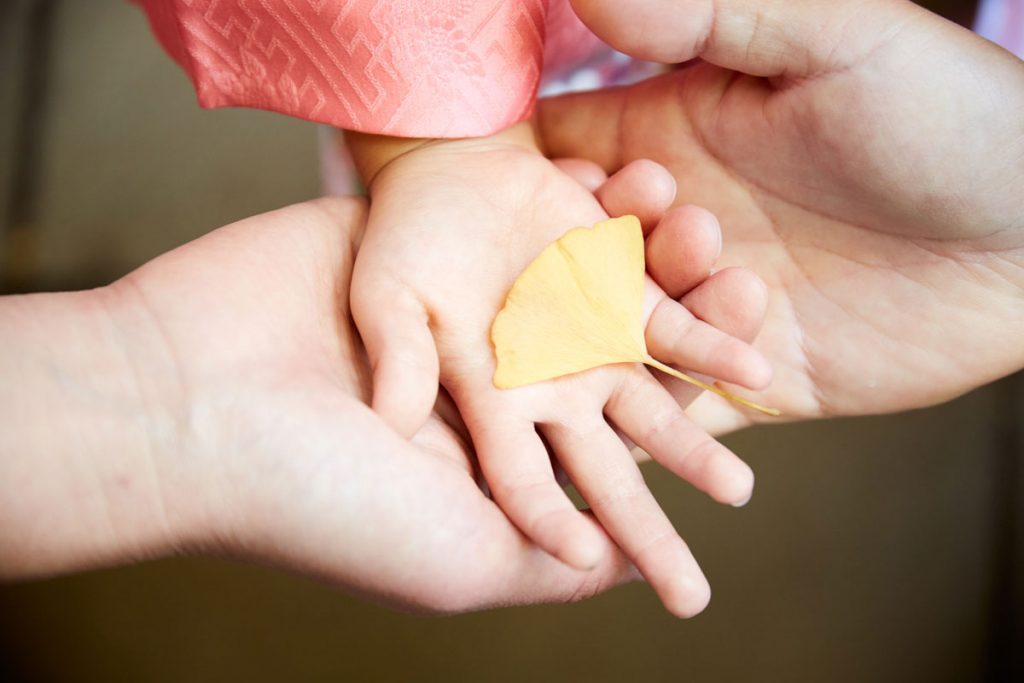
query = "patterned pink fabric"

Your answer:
(541, 0), (603, 78)
(132, 0), (591, 138)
